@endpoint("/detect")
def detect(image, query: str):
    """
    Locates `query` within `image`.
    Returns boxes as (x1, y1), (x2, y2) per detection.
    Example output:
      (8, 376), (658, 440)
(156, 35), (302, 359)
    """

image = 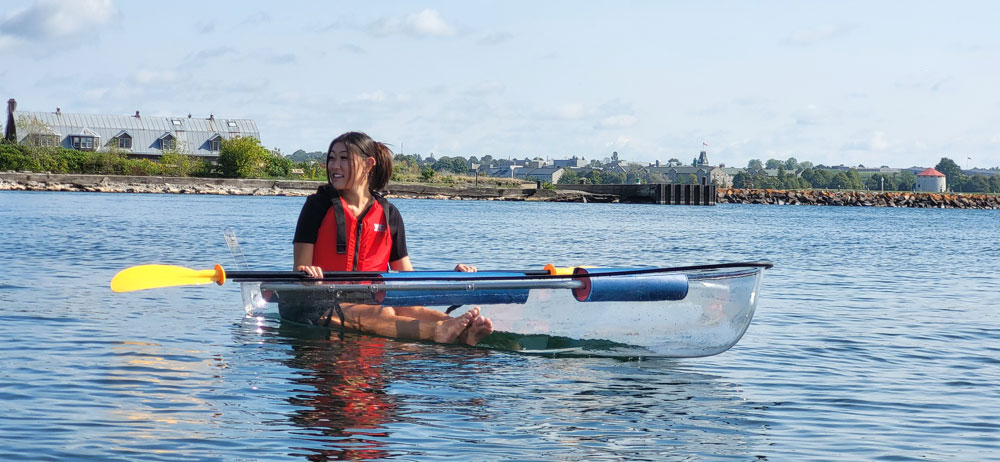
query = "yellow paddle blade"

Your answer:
(110, 264), (226, 293)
